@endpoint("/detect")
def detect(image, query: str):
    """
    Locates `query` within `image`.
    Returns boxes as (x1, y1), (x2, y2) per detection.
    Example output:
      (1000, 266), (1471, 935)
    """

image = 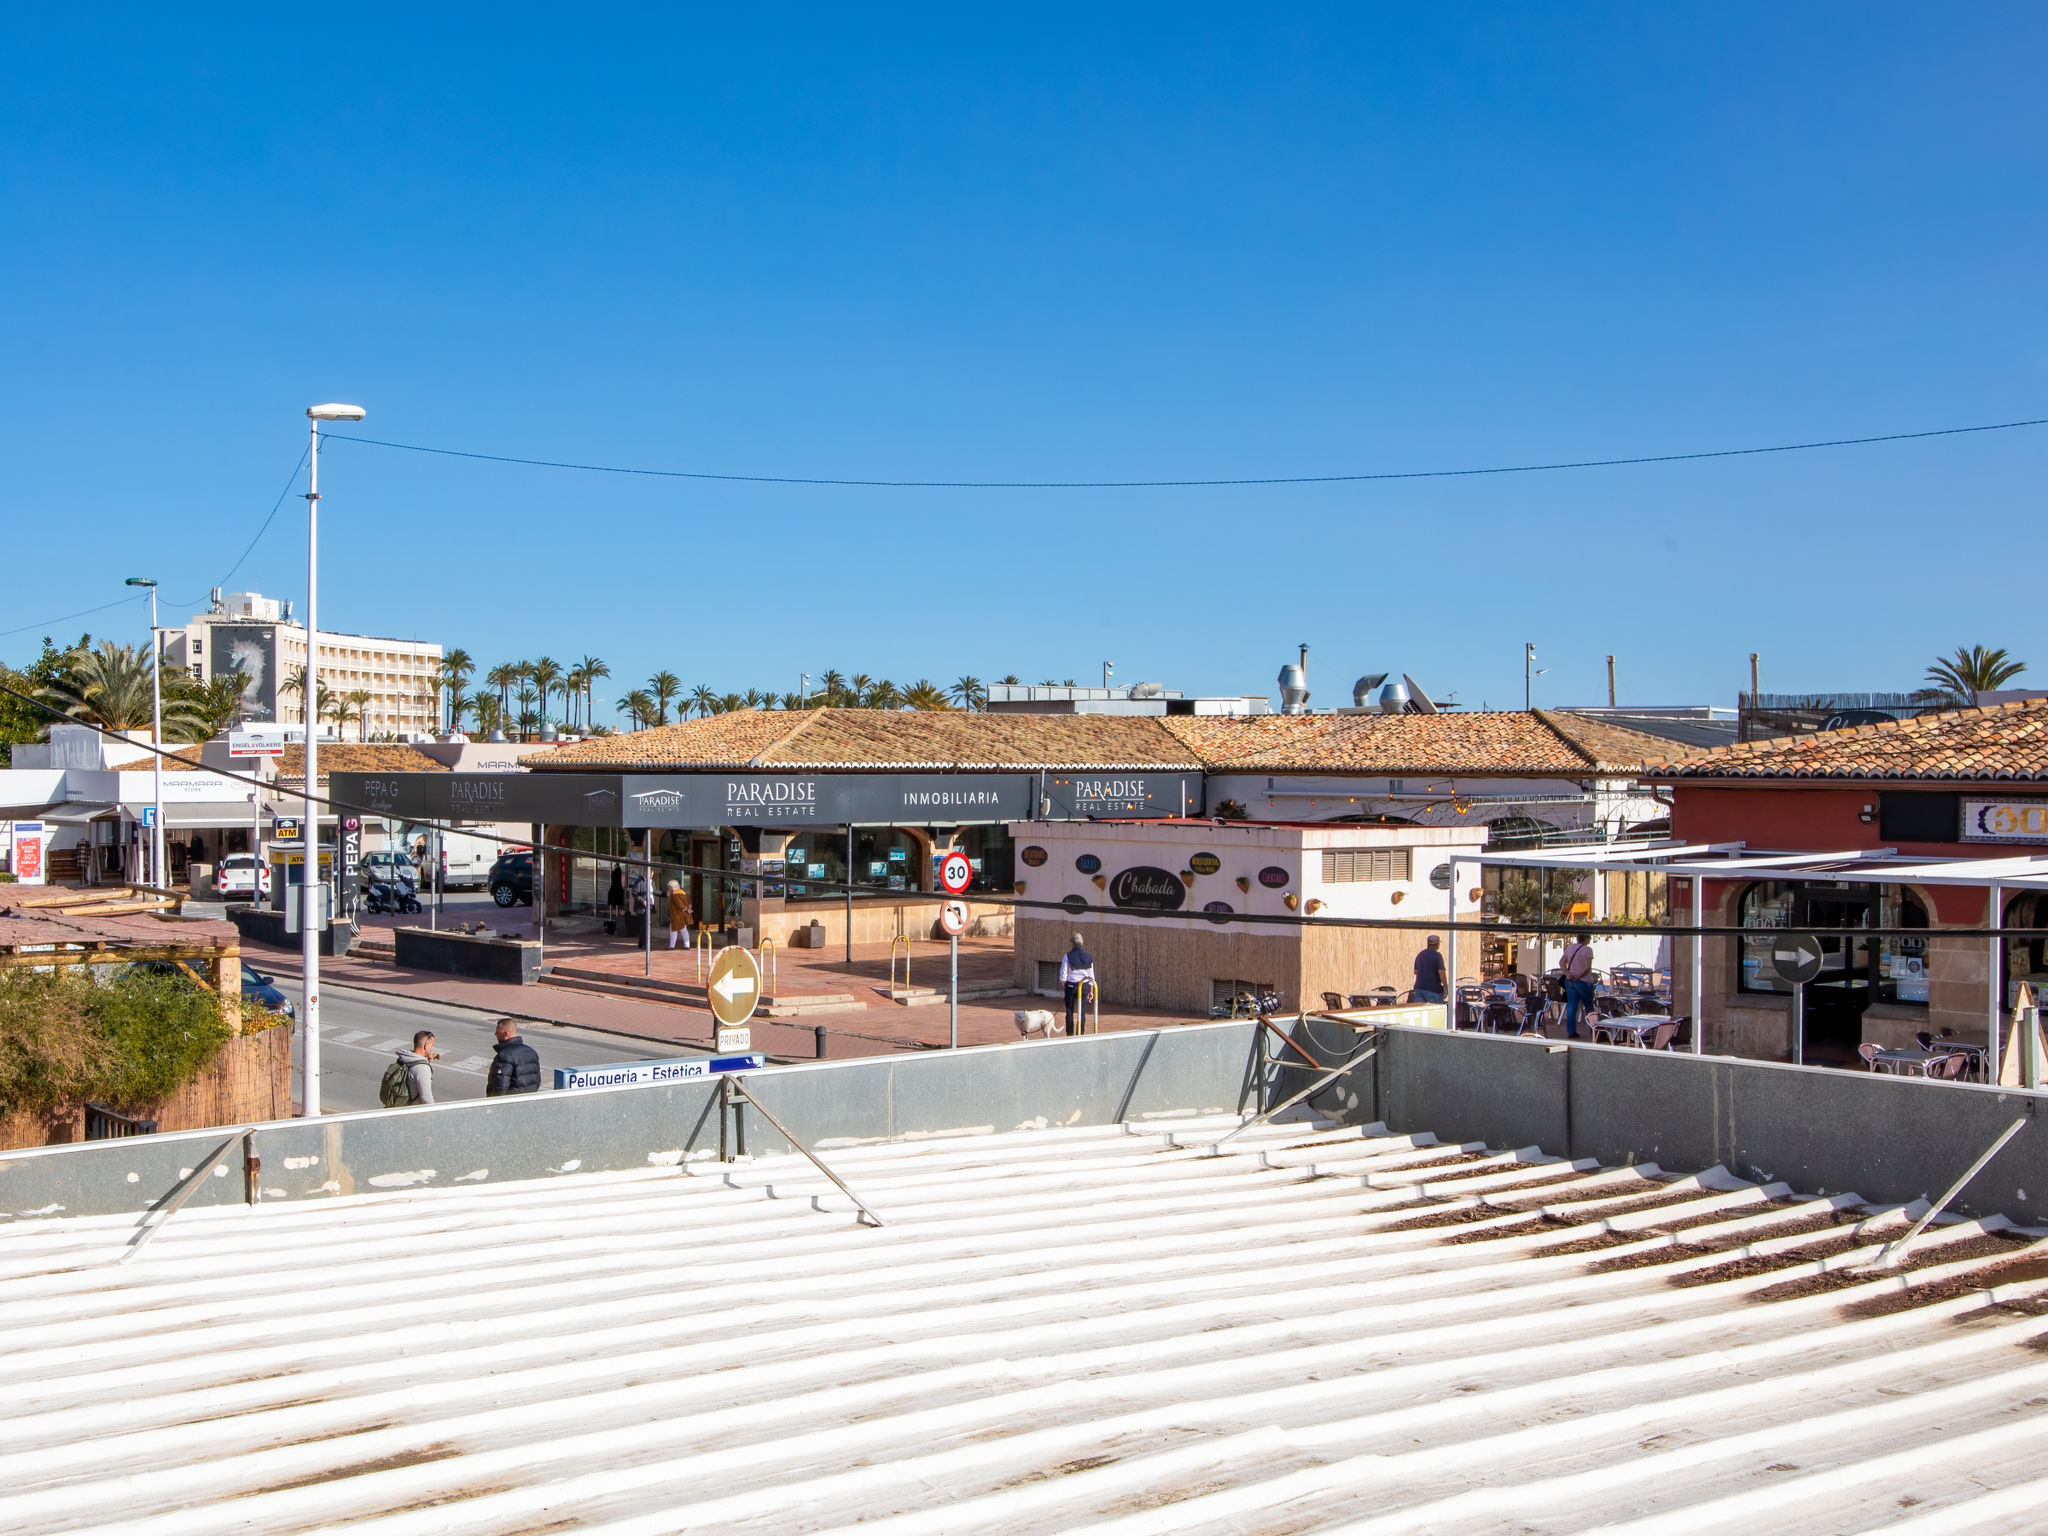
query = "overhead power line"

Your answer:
(323, 414), (2048, 491)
